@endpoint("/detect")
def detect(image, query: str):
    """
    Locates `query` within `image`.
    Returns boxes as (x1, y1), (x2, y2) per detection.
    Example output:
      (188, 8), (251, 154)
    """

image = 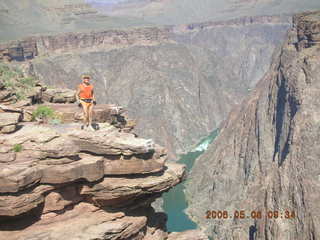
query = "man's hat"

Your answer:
(81, 74), (91, 80)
